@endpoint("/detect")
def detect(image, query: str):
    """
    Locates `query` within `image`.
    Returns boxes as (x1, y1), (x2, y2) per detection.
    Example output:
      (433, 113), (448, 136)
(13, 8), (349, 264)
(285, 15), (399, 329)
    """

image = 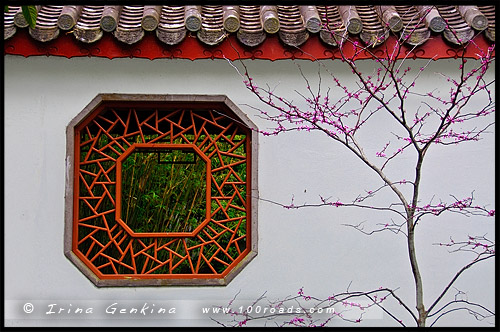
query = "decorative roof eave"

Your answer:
(4, 26), (494, 61)
(5, 6), (495, 45)
(3, 5), (495, 61)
